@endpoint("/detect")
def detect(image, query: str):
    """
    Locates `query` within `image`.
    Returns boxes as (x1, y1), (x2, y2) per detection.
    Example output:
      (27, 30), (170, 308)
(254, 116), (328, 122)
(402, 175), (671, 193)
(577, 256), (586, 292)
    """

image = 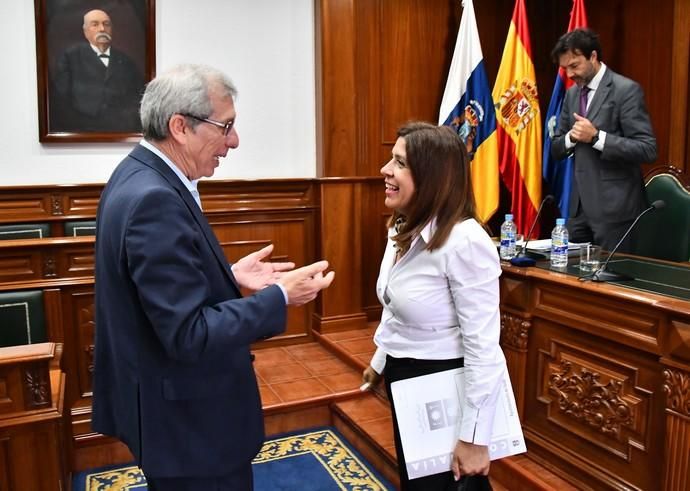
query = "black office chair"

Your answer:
(636, 166), (690, 262)
(64, 220), (97, 237)
(0, 290), (47, 347)
(0, 223), (51, 240)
